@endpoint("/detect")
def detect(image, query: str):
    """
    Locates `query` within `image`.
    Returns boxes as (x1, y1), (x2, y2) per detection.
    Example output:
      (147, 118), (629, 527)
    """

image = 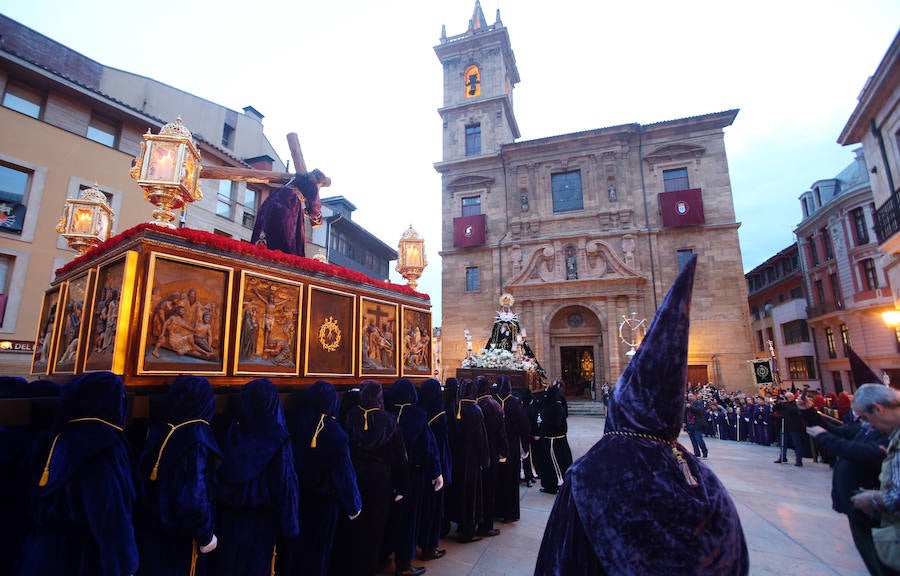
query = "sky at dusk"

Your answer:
(2, 0), (899, 324)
